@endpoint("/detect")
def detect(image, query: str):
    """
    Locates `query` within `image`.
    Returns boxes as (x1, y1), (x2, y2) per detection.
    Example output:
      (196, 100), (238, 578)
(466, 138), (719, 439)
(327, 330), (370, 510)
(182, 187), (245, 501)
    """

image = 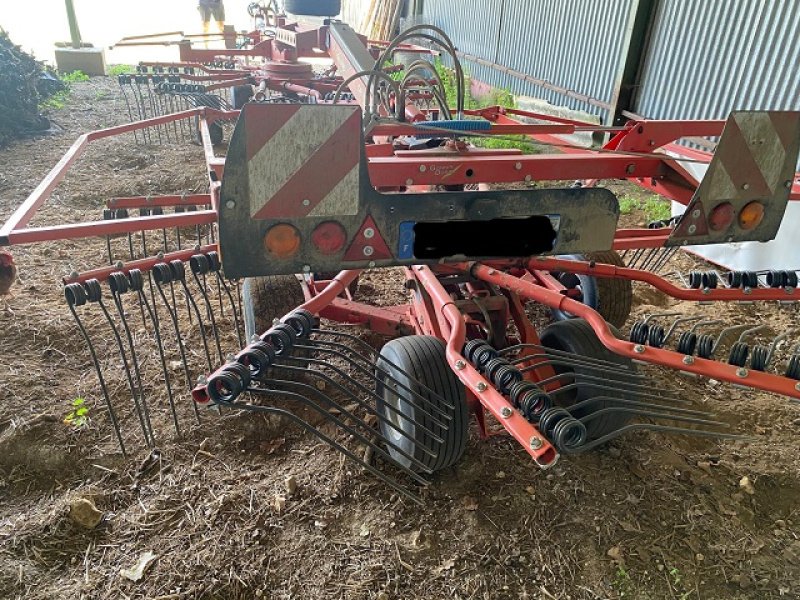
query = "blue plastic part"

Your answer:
(416, 119), (492, 132)
(397, 221), (415, 259)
